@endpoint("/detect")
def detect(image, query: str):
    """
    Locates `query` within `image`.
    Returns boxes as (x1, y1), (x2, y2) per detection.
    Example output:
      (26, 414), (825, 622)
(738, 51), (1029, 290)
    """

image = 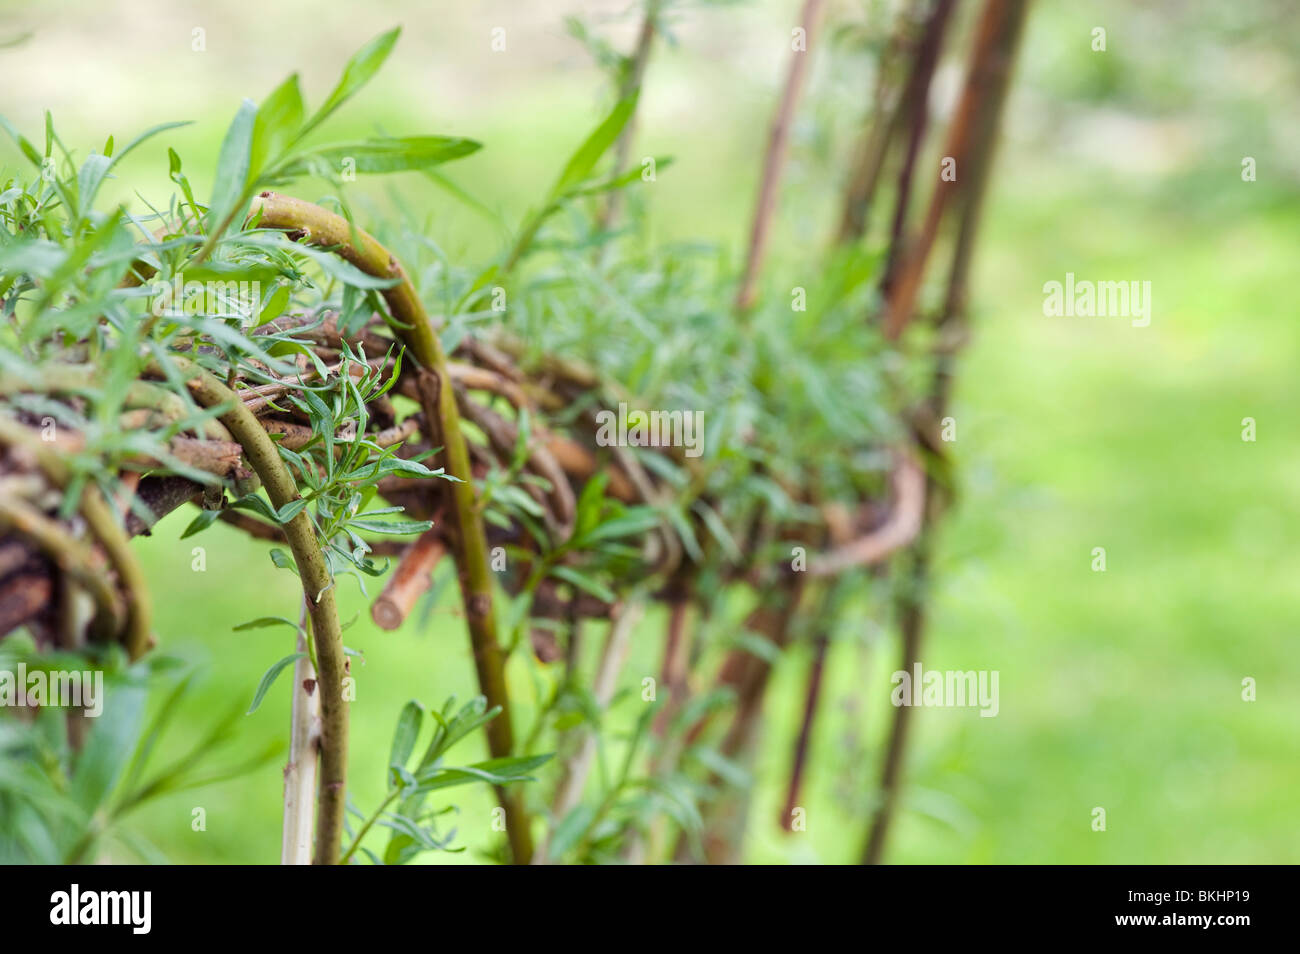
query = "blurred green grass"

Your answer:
(3, 0), (1296, 863)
